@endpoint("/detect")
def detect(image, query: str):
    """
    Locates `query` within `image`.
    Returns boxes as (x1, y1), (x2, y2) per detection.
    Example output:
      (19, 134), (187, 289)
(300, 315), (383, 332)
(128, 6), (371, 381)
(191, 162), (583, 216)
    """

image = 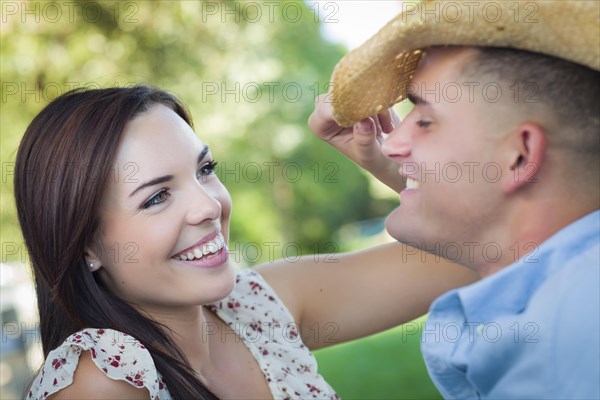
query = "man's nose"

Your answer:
(381, 121), (412, 160)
